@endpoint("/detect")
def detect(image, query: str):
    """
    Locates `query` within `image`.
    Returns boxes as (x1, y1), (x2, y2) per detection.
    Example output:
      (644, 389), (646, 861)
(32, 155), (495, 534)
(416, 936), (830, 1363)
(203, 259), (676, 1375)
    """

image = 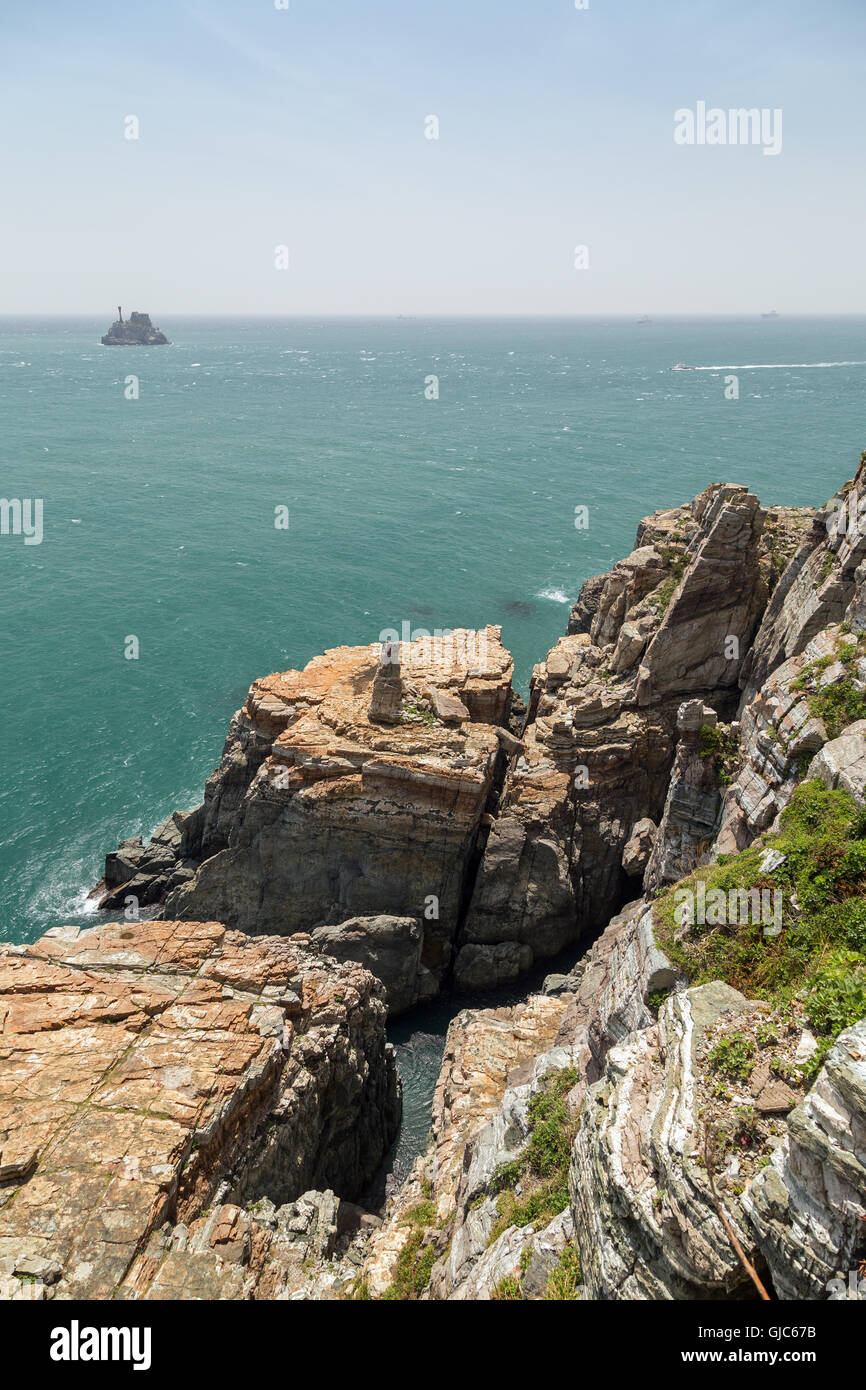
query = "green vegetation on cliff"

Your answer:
(381, 1201), (442, 1301)
(790, 631), (866, 738)
(698, 722), (740, 786)
(488, 1066), (579, 1244)
(654, 779), (866, 1072)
